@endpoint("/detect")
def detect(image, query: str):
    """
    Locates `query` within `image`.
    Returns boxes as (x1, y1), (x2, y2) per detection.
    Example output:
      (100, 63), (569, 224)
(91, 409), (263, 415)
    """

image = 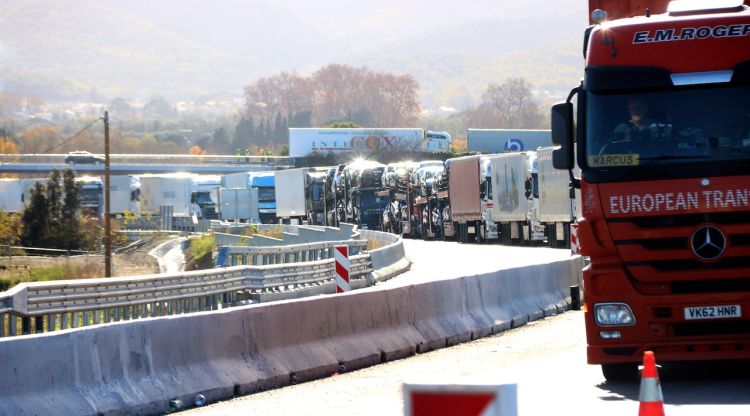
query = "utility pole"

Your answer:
(103, 111), (112, 277)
